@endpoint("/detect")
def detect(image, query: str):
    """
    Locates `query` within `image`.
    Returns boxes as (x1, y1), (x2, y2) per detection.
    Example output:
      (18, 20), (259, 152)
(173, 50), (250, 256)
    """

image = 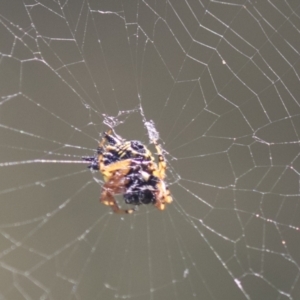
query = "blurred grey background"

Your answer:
(1, 1), (300, 299)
